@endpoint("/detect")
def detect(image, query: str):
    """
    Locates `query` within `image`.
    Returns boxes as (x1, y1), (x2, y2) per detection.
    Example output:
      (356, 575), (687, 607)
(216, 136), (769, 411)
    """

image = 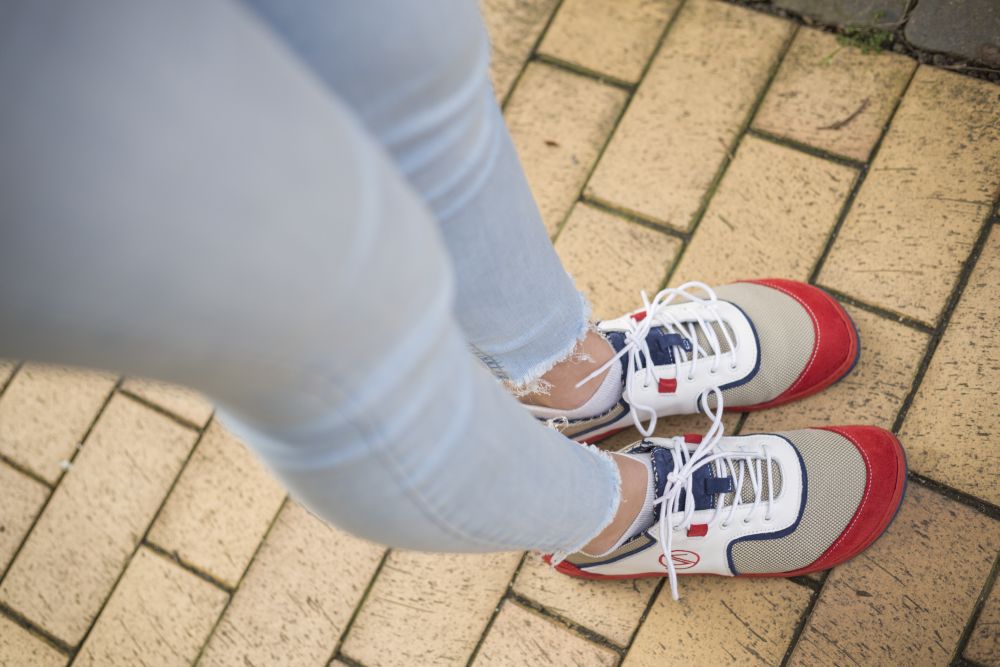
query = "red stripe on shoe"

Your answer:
(737, 279), (859, 411)
(759, 426), (907, 578)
